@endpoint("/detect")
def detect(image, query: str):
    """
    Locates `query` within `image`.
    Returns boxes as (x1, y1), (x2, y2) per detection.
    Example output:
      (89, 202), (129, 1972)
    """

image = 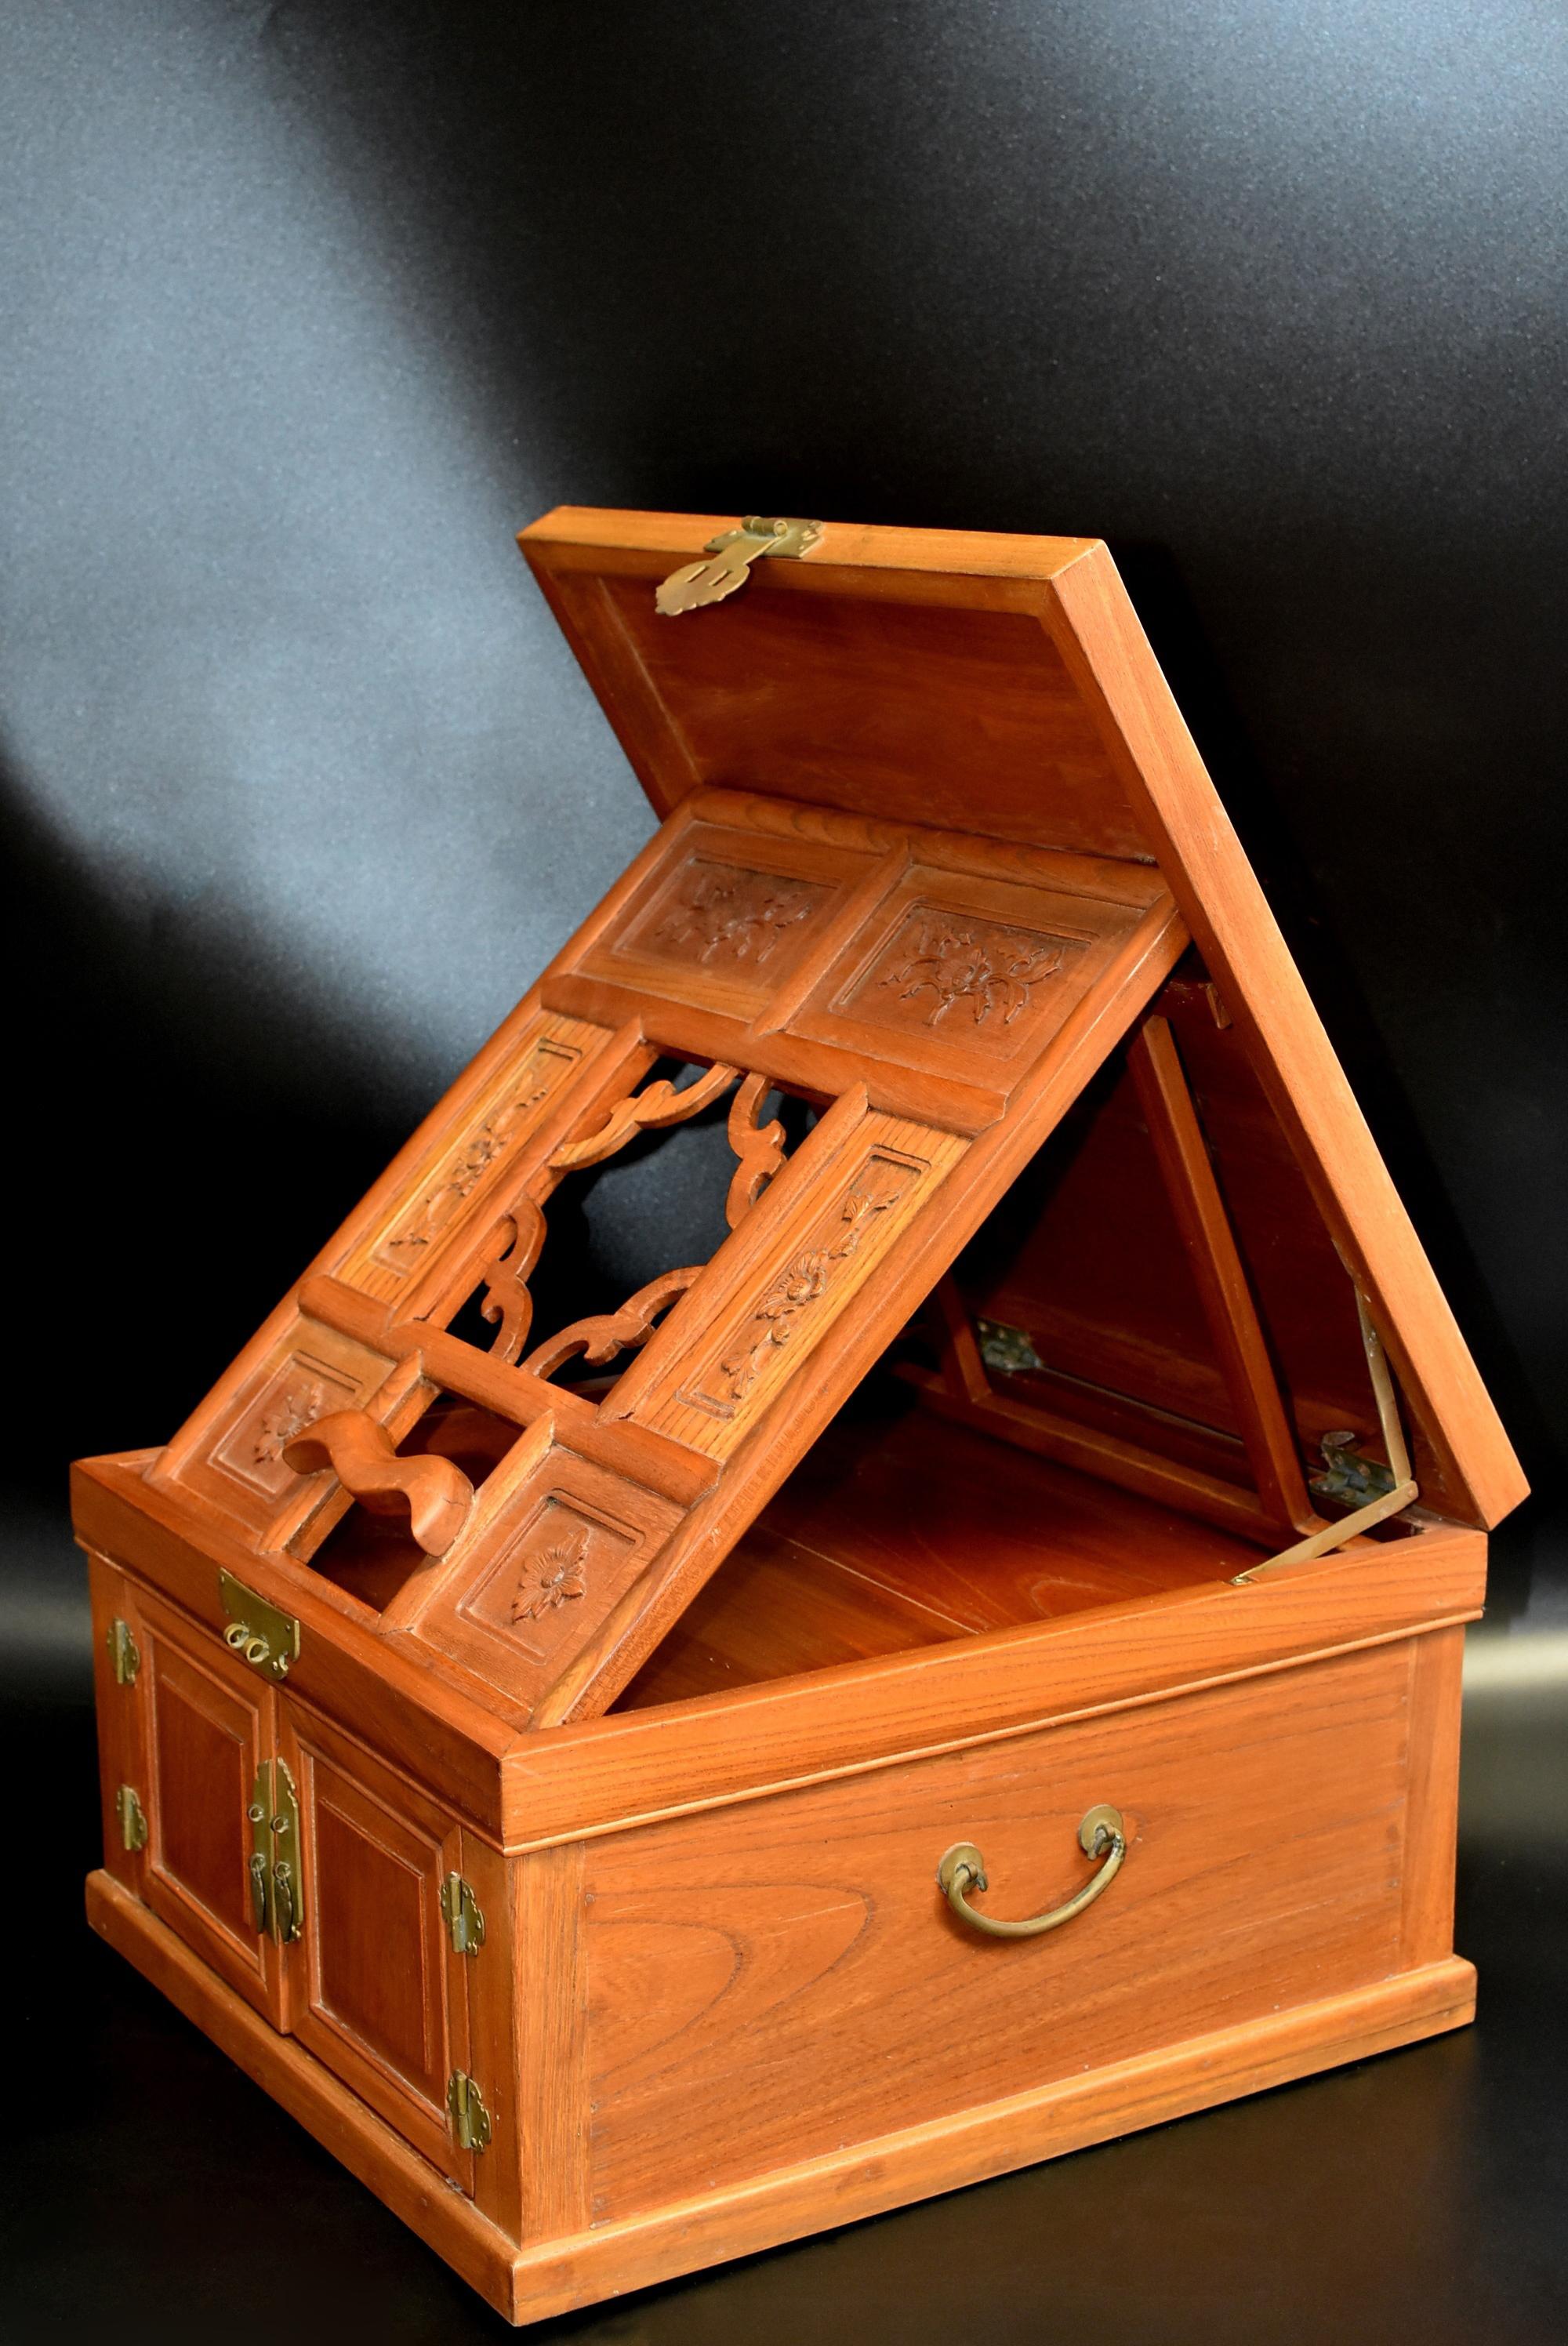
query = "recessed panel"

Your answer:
(574, 819), (883, 1020)
(461, 1494), (644, 1665)
(790, 864), (1139, 1086)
